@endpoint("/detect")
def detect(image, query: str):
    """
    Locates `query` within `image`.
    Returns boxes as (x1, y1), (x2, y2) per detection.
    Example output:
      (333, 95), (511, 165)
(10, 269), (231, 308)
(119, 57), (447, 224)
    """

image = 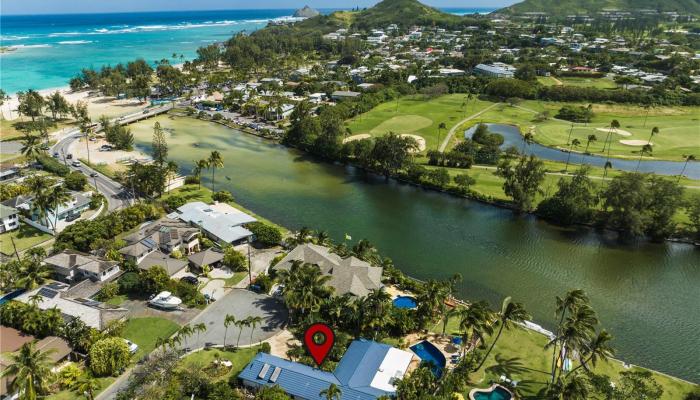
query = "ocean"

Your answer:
(0, 7), (496, 94)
